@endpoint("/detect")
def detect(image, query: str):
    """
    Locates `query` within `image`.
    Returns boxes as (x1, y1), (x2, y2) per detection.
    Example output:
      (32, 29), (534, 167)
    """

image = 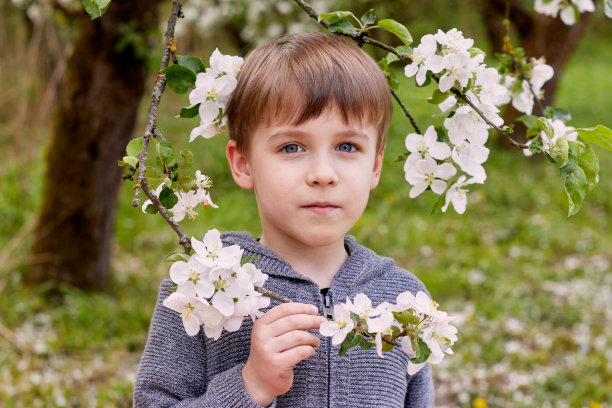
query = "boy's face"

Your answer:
(226, 106), (384, 252)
